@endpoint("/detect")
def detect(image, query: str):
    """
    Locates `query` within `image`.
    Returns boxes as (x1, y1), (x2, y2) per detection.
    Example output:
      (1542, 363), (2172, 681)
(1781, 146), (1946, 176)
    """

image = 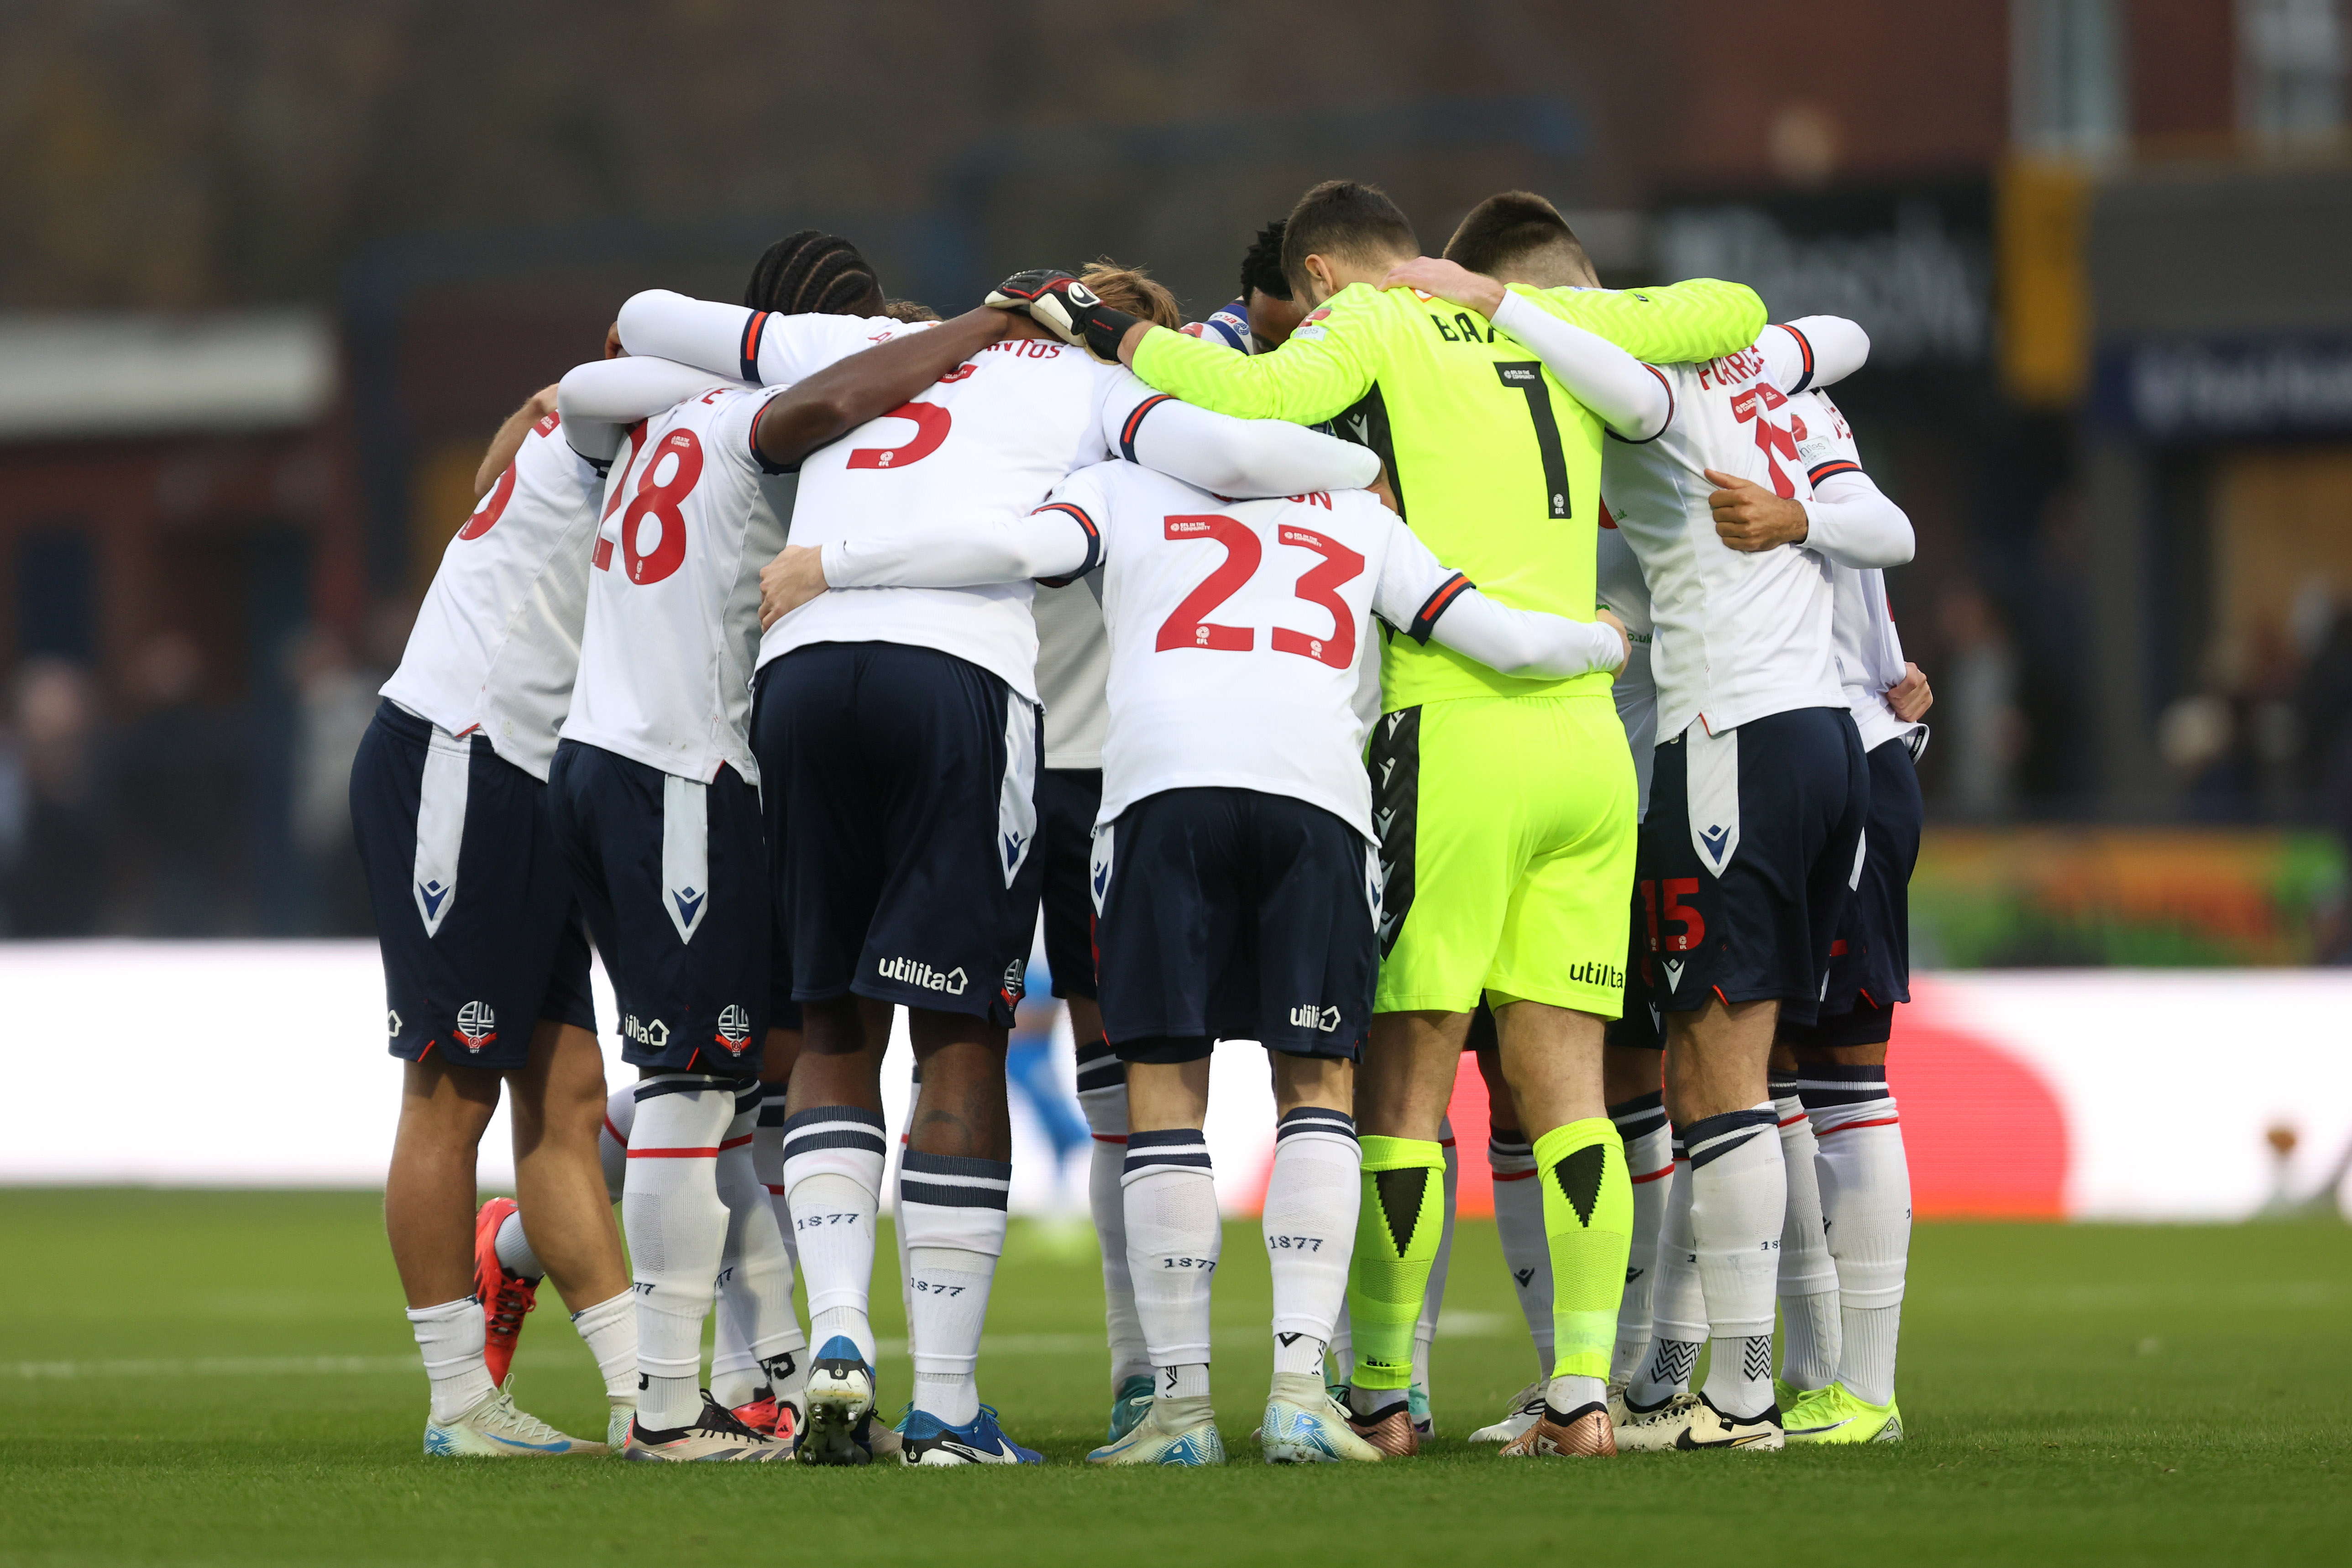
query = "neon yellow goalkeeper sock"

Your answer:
(1346, 1135), (1445, 1393)
(1535, 1117), (1633, 1383)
